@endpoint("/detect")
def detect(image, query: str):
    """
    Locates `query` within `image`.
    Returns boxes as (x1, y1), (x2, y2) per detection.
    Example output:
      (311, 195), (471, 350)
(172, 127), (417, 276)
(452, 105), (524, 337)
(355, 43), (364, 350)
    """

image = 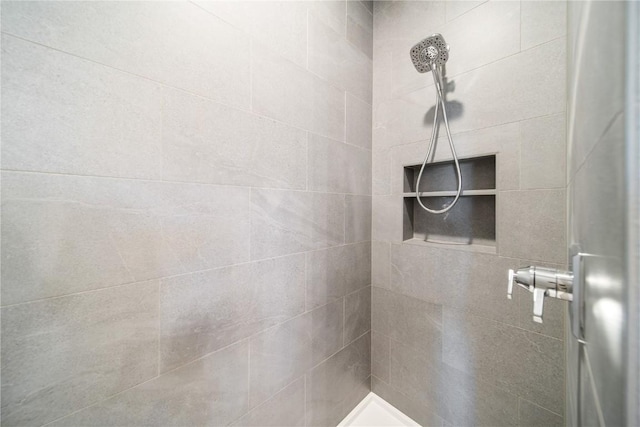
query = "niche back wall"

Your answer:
(1, 2), (372, 426)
